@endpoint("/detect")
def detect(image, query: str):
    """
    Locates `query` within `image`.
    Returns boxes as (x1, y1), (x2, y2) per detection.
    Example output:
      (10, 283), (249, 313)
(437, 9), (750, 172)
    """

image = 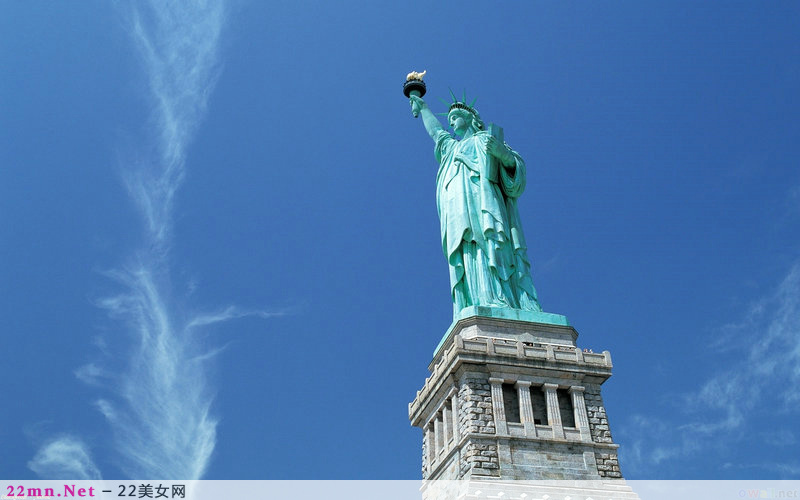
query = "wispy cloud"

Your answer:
(95, 266), (220, 478)
(125, 0), (225, 250)
(186, 306), (285, 330)
(621, 262), (800, 477)
(96, 0), (226, 479)
(723, 461), (800, 477)
(28, 436), (102, 480)
(30, 0), (245, 479)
